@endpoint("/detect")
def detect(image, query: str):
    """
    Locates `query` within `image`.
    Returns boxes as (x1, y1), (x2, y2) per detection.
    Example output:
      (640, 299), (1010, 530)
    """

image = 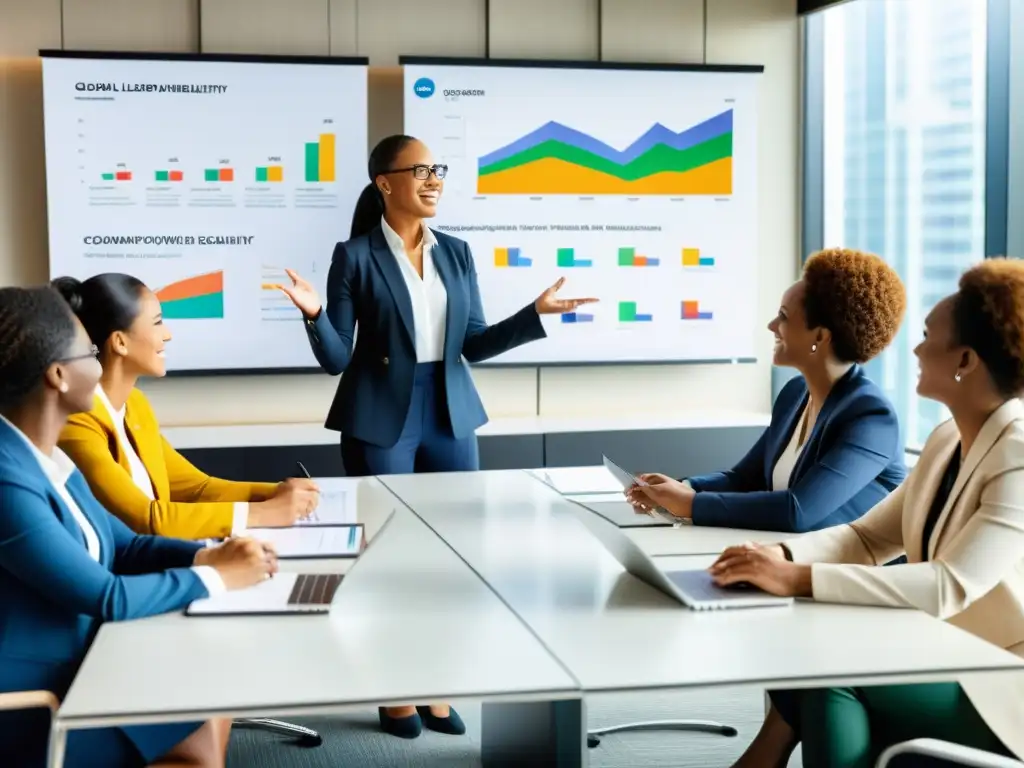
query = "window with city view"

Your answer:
(819, 0), (987, 448)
